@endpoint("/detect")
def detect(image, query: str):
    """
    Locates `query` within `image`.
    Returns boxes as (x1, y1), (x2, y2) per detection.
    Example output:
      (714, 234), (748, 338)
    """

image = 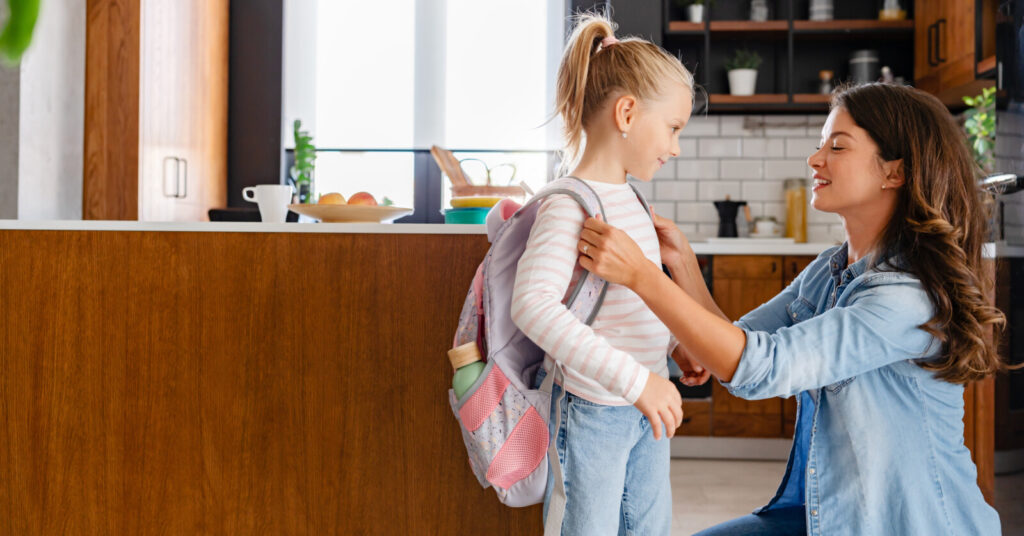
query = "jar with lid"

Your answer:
(784, 178), (808, 243)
